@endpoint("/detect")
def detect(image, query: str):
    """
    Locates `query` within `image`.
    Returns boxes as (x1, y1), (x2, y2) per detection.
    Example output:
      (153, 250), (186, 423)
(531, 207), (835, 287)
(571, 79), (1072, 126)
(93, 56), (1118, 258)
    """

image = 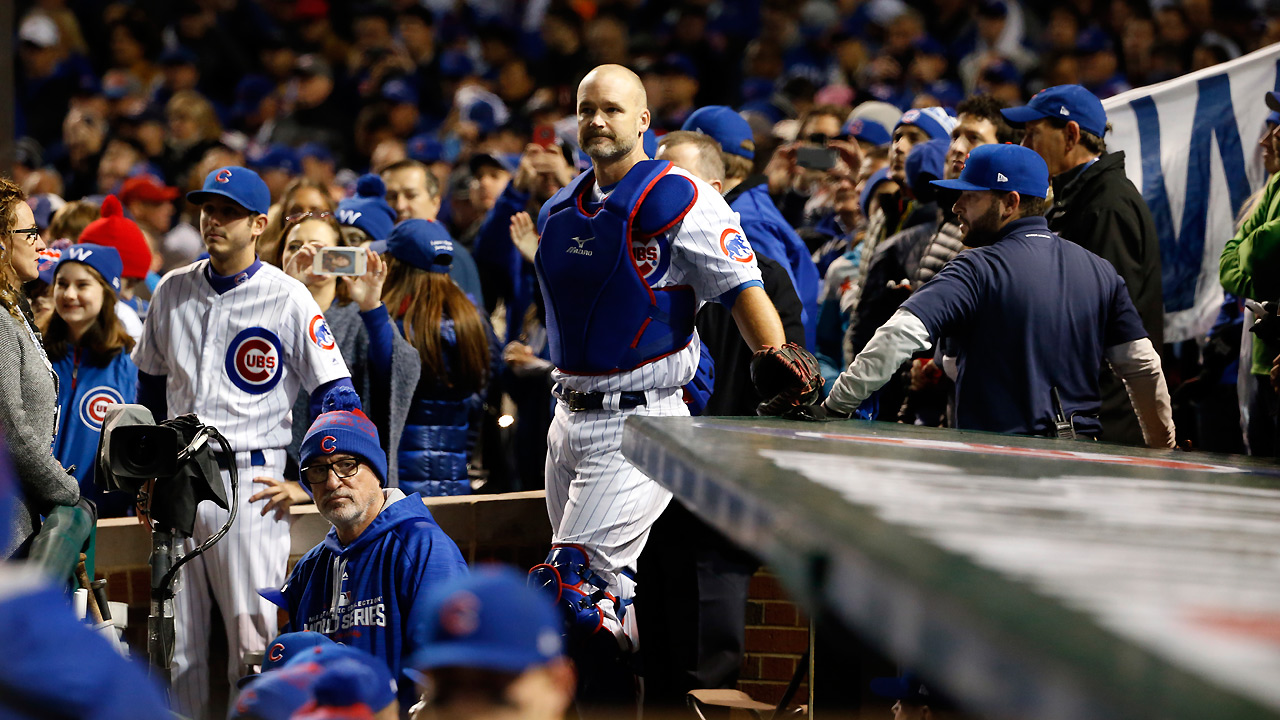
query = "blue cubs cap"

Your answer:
(381, 77), (419, 106)
(55, 244), (124, 295)
(373, 218), (455, 274)
(299, 142), (334, 164)
(262, 632), (335, 674)
(895, 107), (958, 141)
(905, 138), (948, 200)
(870, 672), (933, 705)
(980, 58), (1022, 86)
(407, 134), (444, 164)
(683, 106), (756, 159)
(468, 151), (514, 176)
(842, 117), (891, 147)
(408, 566), (564, 674)
(187, 166), (272, 215)
(337, 175), (397, 241)
(231, 662), (319, 719)
(285, 644), (397, 711)
(252, 144), (302, 175)
(300, 387), (387, 486)
(237, 631), (335, 688)
(1001, 84), (1107, 138)
(932, 143), (1050, 198)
